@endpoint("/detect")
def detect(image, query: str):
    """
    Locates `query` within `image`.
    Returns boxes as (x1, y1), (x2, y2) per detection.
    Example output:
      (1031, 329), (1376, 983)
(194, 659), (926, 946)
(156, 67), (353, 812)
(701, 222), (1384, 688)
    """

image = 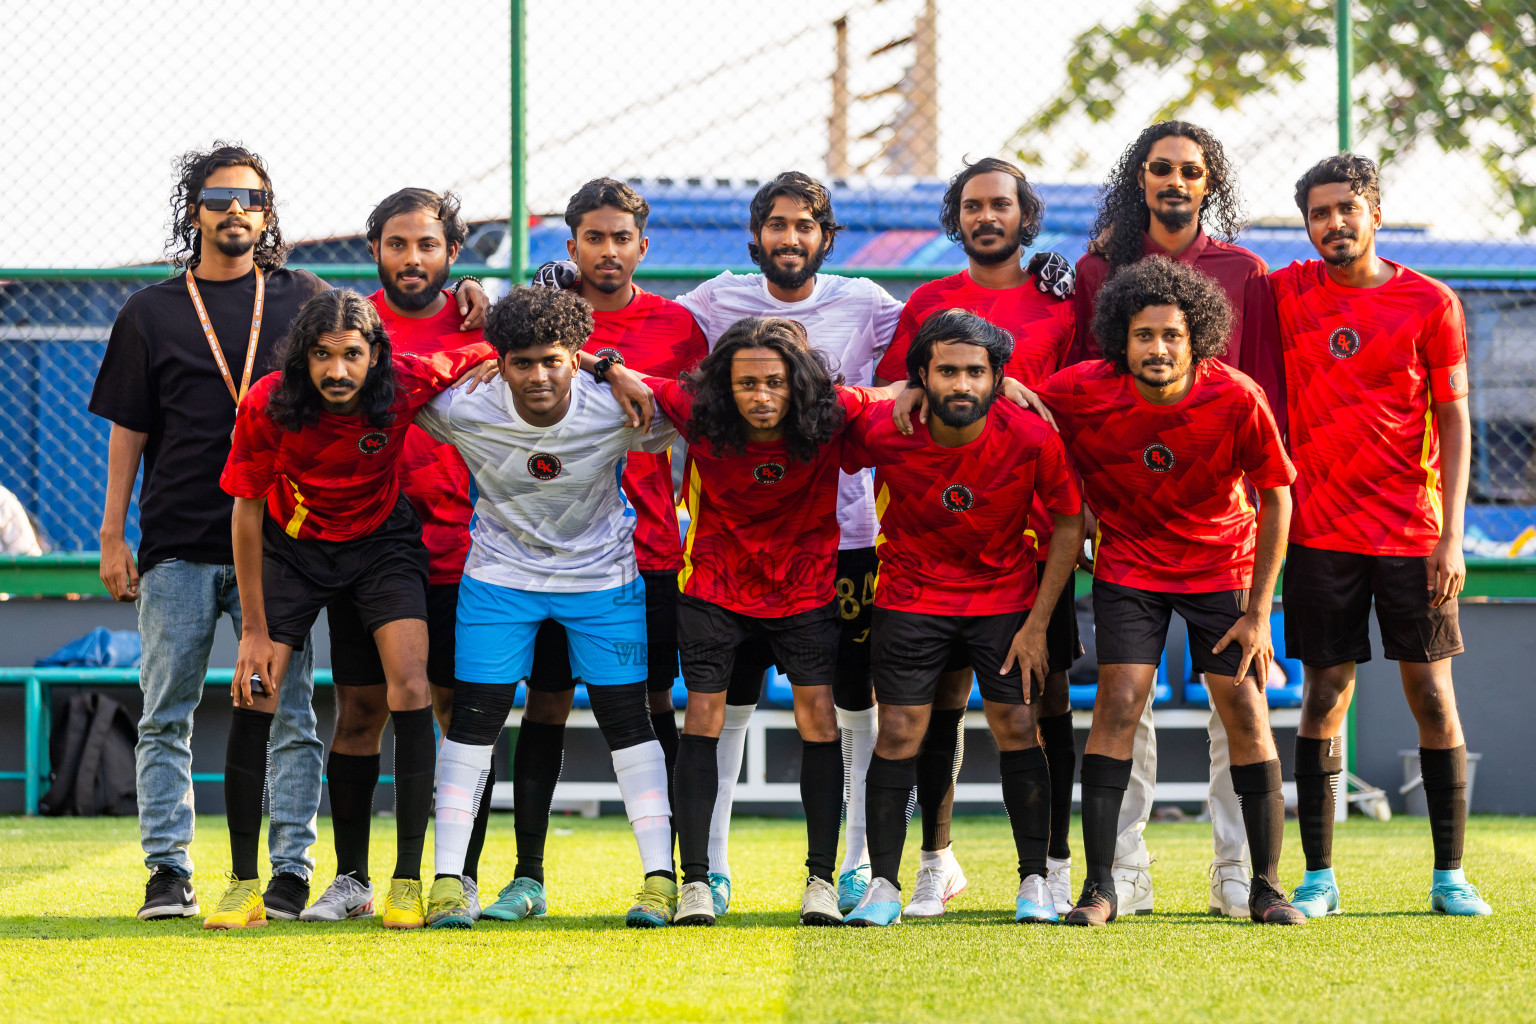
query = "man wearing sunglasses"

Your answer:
(1064, 121), (1286, 921)
(90, 145), (489, 924)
